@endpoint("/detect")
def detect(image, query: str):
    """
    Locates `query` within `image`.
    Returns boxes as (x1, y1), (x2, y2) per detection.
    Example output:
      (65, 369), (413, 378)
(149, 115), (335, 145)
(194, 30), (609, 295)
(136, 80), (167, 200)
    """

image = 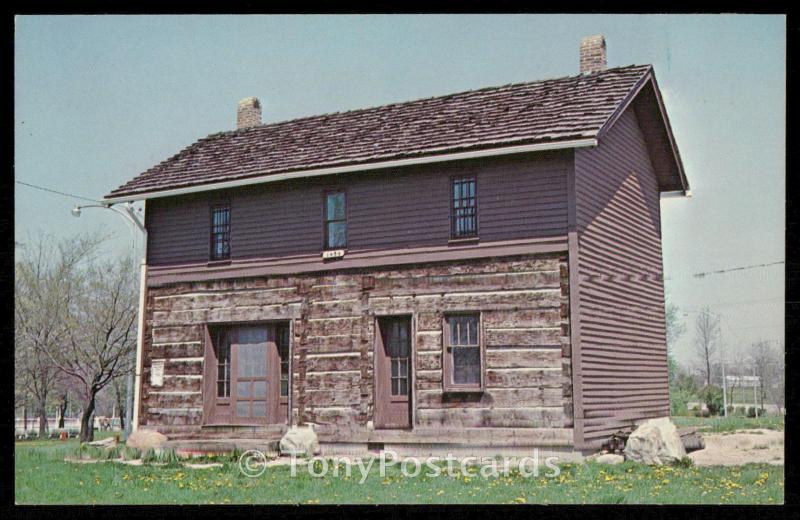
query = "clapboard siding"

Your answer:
(573, 107), (669, 447)
(145, 152), (569, 266)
